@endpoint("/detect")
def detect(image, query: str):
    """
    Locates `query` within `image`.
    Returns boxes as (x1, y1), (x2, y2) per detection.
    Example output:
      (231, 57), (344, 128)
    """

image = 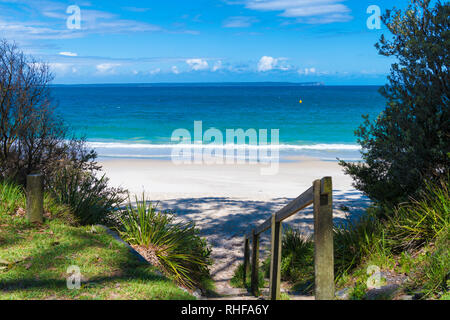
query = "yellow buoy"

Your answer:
(299, 100), (303, 104)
